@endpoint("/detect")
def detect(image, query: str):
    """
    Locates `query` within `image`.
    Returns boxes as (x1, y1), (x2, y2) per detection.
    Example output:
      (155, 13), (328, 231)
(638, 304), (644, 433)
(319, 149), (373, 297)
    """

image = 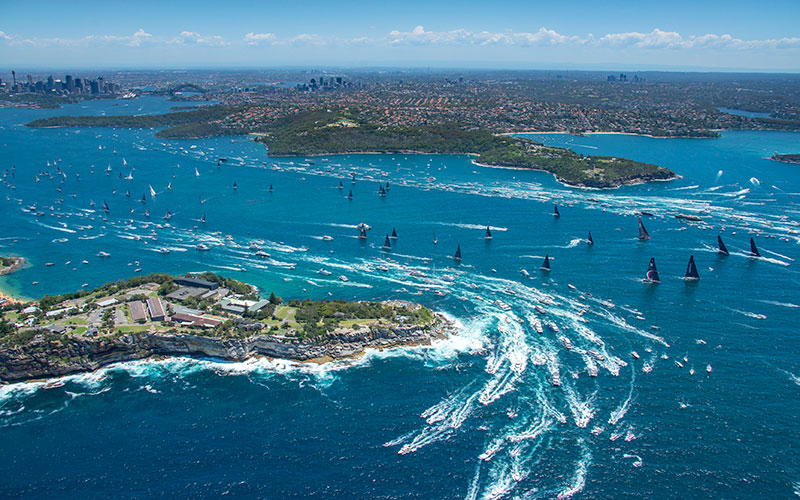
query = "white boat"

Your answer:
(195, 244), (210, 251)
(560, 336), (572, 349)
(532, 318), (544, 334)
(317, 269), (332, 276)
(158, 248), (170, 254)
(534, 305), (546, 315)
(433, 290), (447, 297)
(493, 300), (511, 311)
(376, 266), (389, 272)
(321, 235), (334, 241)
(338, 275), (349, 282)
(97, 251), (110, 257)
(547, 321), (560, 333)
(587, 350), (605, 361)
(520, 269), (530, 276)
(255, 250), (270, 258)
